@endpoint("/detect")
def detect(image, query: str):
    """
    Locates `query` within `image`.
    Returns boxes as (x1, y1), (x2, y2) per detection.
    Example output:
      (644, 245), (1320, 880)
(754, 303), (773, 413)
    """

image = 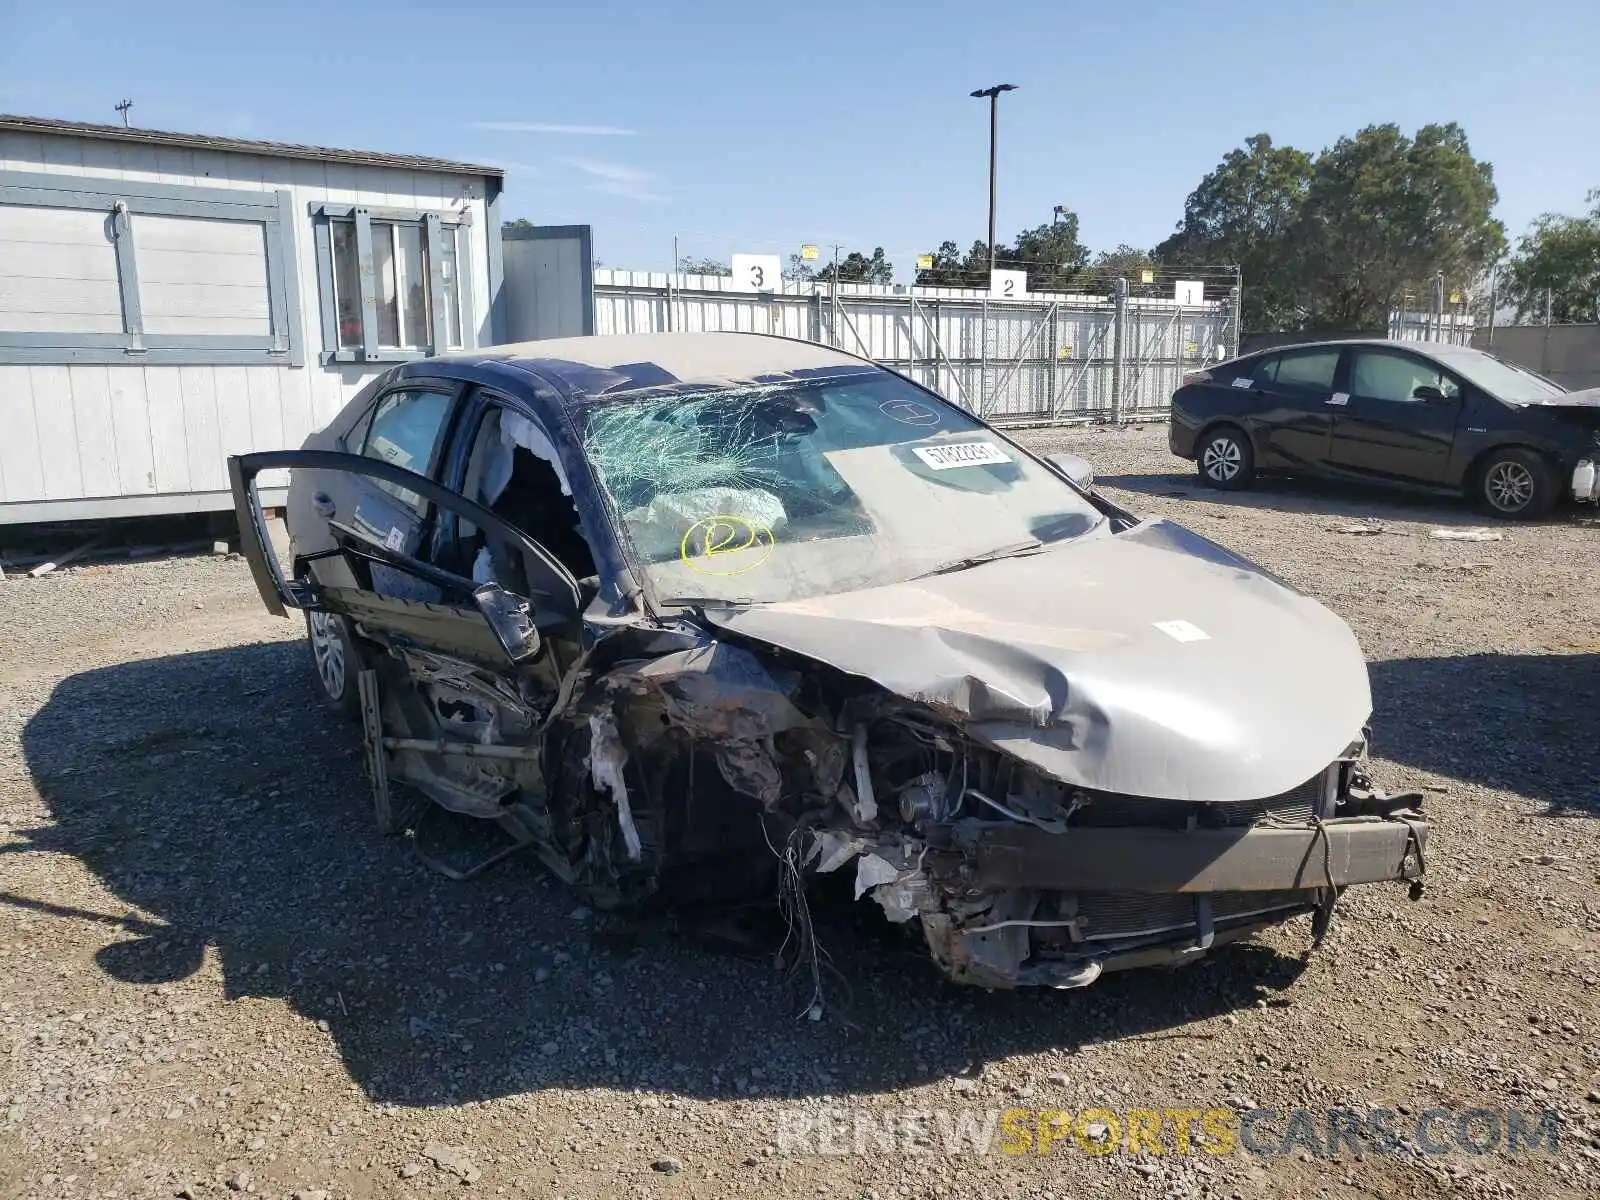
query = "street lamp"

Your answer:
(1052, 204), (1069, 226)
(970, 83), (1017, 276)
